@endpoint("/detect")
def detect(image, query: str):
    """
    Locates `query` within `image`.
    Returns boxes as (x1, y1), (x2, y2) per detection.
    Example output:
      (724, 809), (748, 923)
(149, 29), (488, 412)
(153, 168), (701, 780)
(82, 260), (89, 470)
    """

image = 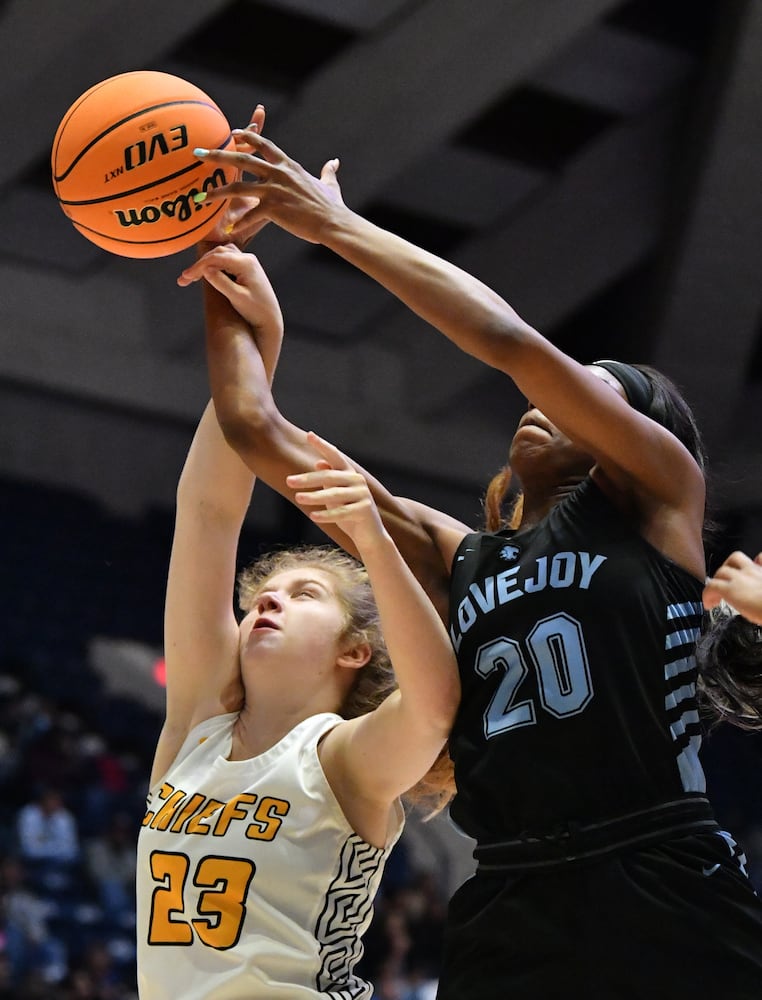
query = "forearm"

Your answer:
(356, 530), (459, 731)
(203, 274), (281, 453)
(176, 401), (254, 523)
(321, 206), (531, 370)
(202, 267), (282, 387)
(194, 136), (529, 370)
